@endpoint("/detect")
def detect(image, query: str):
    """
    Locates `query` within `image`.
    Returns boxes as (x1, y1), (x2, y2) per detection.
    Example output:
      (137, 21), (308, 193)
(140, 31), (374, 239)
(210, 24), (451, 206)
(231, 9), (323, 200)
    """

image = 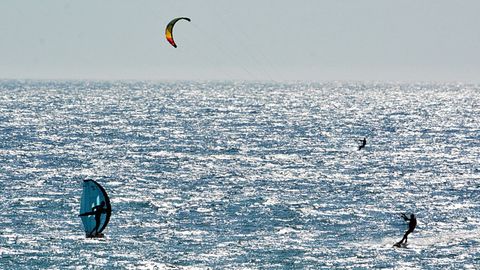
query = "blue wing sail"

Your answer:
(79, 180), (111, 236)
